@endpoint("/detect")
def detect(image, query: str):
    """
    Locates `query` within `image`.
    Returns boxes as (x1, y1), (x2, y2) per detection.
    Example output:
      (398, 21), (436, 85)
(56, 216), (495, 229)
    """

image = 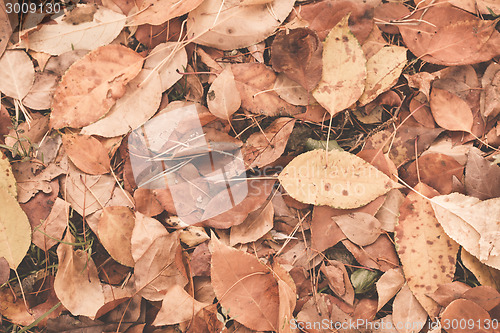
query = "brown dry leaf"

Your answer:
(130, 0), (204, 25)
(343, 235), (399, 272)
(462, 286), (500, 311)
(376, 268), (405, 311)
(61, 161), (115, 217)
(130, 212), (168, 262)
(431, 193), (500, 270)
(396, 183), (459, 318)
(0, 186), (31, 269)
(187, 0), (295, 50)
(430, 88), (474, 132)
(209, 233), (280, 331)
(461, 248), (500, 290)
(362, 24), (386, 59)
(321, 260), (355, 305)
(231, 63), (305, 116)
(392, 285), (428, 333)
(0, 258), (8, 285)
(358, 45), (407, 106)
(0, 49), (34, 100)
(441, 299), (493, 333)
(428, 281), (472, 308)
(311, 205), (347, 252)
(271, 28), (322, 91)
(399, 4), (500, 65)
(134, 231), (188, 301)
(133, 188), (163, 217)
(32, 198), (69, 251)
(50, 44), (143, 129)
(0, 2), (11, 57)
(153, 284), (209, 326)
(278, 149), (396, 209)
(297, 0), (375, 42)
(465, 147), (500, 200)
(333, 212), (381, 246)
(22, 71), (59, 110)
(312, 16), (367, 116)
(207, 66), (241, 120)
(203, 179), (275, 229)
(98, 206), (135, 267)
(230, 201), (274, 245)
(480, 62), (500, 118)
(62, 133), (110, 175)
(21, 4), (126, 55)
(13, 161), (65, 204)
(401, 153), (464, 195)
(5, 113), (49, 158)
(373, 2), (411, 34)
(80, 69), (162, 137)
(54, 234), (105, 319)
(243, 117), (296, 168)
